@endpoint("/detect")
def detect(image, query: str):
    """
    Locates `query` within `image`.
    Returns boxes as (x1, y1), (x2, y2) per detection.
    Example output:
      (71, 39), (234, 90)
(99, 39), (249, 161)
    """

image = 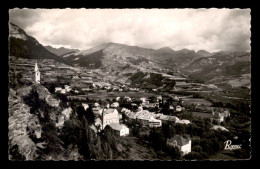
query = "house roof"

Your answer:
(104, 108), (117, 114)
(211, 125), (229, 131)
(109, 123), (128, 131)
(167, 135), (190, 146)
